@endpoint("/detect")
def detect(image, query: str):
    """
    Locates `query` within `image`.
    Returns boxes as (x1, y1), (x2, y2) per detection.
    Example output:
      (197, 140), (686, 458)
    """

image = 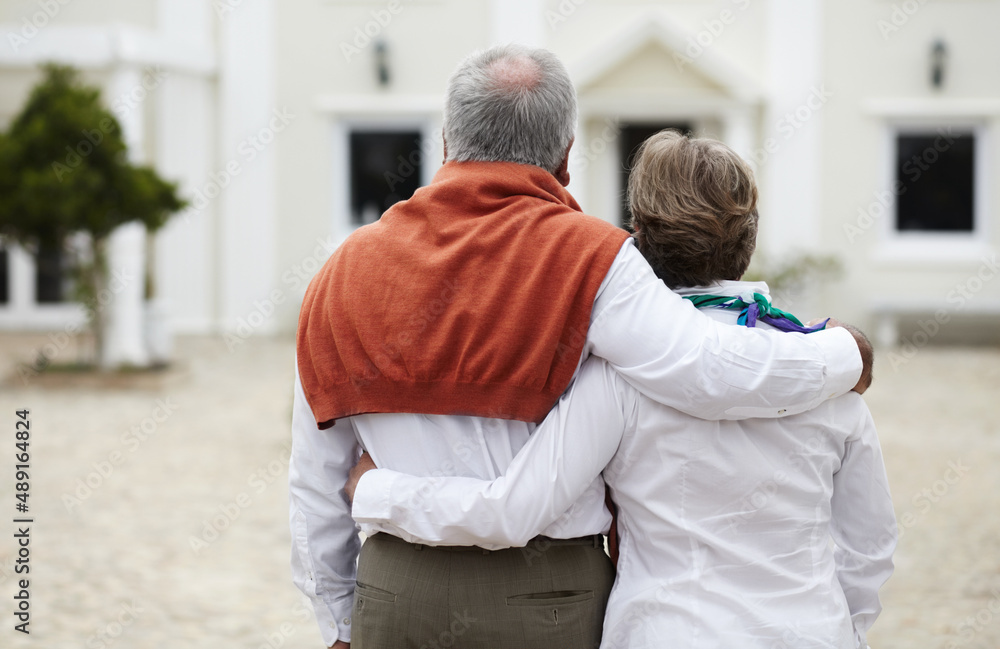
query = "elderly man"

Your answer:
(347, 131), (897, 649)
(290, 45), (872, 649)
